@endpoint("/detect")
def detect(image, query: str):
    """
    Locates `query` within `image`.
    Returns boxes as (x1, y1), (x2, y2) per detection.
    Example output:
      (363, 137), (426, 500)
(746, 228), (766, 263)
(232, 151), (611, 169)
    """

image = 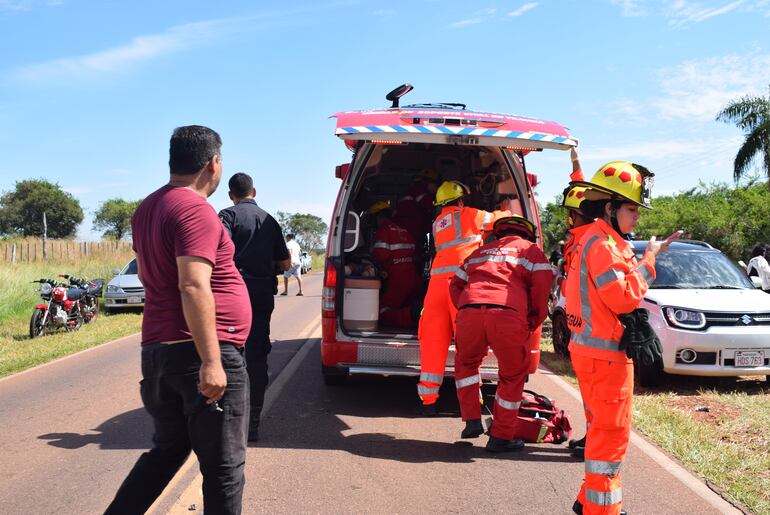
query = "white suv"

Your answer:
(551, 240), (770, 386)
